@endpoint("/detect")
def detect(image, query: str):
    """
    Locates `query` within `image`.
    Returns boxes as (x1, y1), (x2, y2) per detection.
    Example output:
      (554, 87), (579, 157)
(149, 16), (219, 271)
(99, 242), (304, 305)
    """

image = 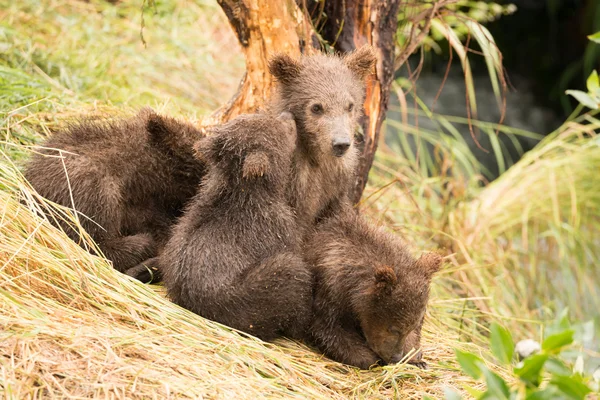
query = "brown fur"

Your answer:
(134, 48), (377, 283)
(304, 212), (442, 370)
(160, 112), (313, 341)
(268, 46), (377, 234)
(24, 108), (206, 278)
